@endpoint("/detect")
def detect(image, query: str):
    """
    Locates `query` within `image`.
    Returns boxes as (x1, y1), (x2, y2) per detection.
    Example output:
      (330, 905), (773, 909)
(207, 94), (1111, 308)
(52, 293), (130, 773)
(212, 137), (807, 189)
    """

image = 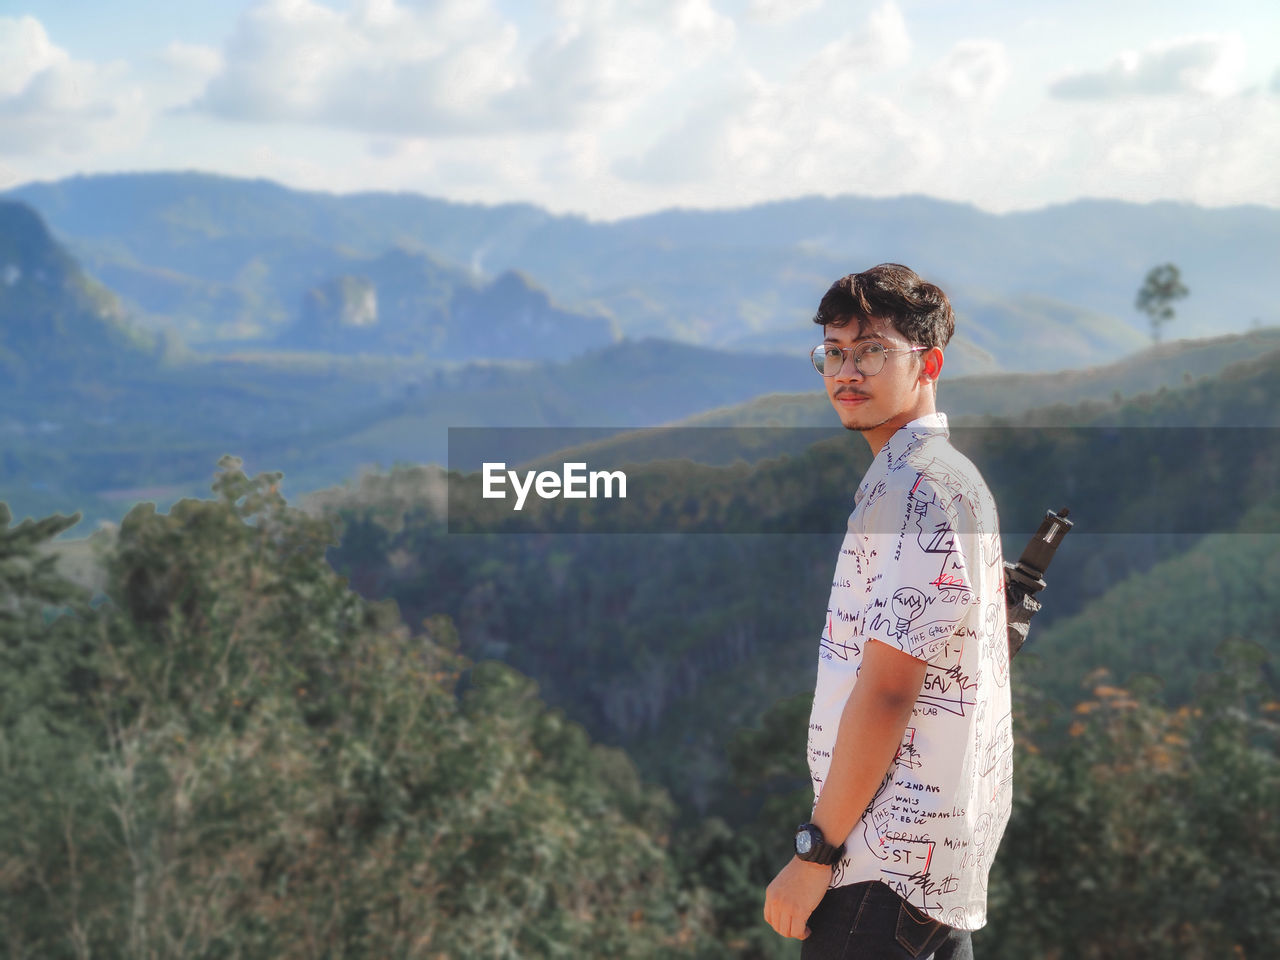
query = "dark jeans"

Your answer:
(799, 880), (974, 960)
